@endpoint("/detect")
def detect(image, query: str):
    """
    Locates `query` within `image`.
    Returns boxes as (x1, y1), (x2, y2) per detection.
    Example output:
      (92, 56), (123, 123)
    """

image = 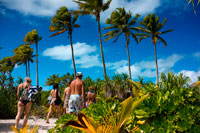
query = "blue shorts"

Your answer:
(68, 95), (82, 113)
